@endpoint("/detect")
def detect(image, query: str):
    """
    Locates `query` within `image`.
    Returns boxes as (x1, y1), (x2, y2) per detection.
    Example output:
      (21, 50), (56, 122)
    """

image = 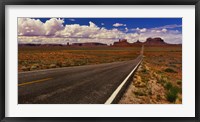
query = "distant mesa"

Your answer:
(18, 43), (64, 47)
(113, 39), (130, 47)
(144, 37), (167, 45)
(112, 37), (176, 47)
(18, 37), (180, 47)
(71, 42), (107, 47)
(18, 42), (107, 47)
